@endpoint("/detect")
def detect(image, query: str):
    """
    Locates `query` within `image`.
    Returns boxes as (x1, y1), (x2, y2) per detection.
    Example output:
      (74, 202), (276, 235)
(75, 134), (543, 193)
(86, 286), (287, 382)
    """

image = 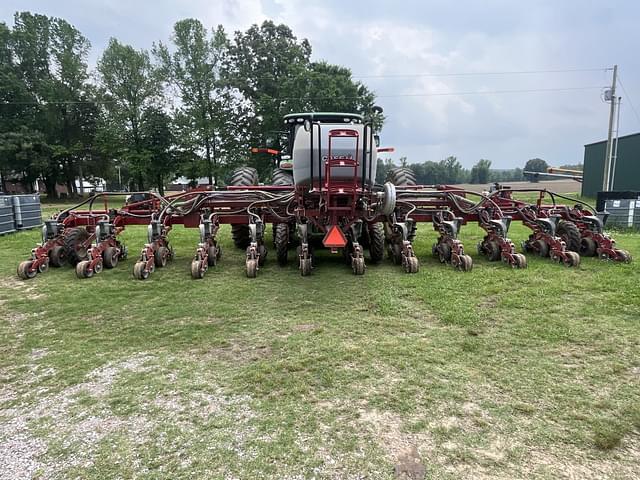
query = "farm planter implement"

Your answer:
(17, 112), (631, 281)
